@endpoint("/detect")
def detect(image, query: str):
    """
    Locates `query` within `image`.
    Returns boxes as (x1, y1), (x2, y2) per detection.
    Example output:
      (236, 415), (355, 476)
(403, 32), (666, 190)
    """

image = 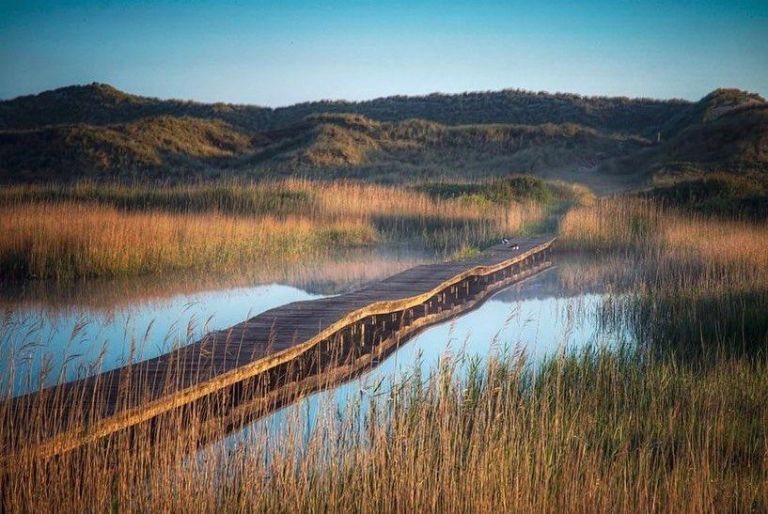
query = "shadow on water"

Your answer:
(2, 251), (632, 459)
(230, 258), (635, 449)
(0, 245), (432, 395)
